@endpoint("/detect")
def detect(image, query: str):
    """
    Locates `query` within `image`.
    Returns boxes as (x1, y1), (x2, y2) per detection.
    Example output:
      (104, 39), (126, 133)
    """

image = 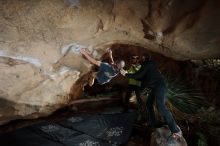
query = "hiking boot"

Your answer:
(170, 125), (182, 141)
(171, 130), (182, 141)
